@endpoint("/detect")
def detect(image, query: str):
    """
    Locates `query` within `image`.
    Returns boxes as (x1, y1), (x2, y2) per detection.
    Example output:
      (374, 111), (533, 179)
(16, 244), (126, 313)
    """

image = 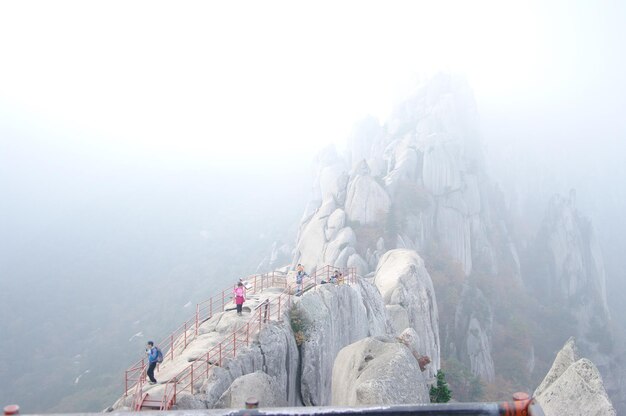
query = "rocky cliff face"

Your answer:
(526, 191), (624, 411)
(297, 280), (390, 406)
(452, 284), (495, 383)
(291, 74), (513, 385)
(529, 192), (610, 321)
(115, 249), (439, 410)
(372, 249), (440, 370)
(293, 75), (520, 281)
